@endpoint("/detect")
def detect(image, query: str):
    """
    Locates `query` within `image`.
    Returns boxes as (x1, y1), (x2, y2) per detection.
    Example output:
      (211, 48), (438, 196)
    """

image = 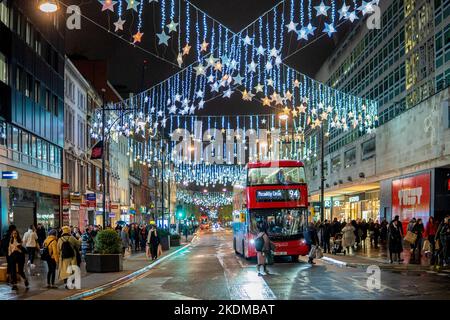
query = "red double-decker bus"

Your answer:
(232, 160), (310, 261)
